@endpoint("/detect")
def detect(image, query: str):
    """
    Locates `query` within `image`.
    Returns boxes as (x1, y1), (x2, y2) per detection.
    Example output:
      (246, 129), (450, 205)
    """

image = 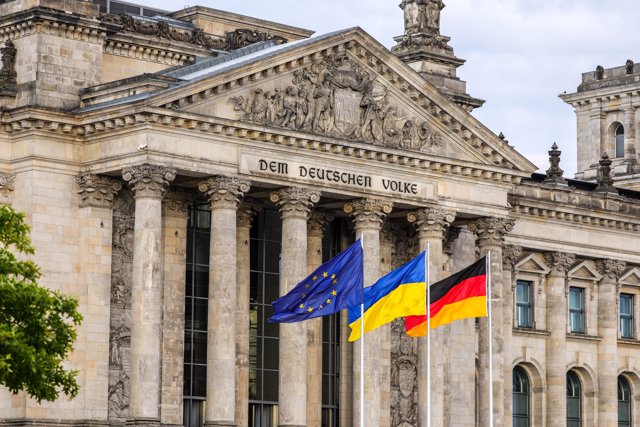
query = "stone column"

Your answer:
(199, 176), (251, 426)
(0, 172), (15, 205)
(501, 245), (522, 427)
(407, 208), (455, 427)
(623, 102), (637, 164)
(122, 164), (176, 425)
(305, 209), (334, 427)
(235, 201), (260, 427)
(467, 217), (514, 427)
(596, 259), (626, 427)
(270, 187), (321, 427)
(76, 173), (122, 421)
(343, 198), (393, 427)
(543, 251), (575, 427)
